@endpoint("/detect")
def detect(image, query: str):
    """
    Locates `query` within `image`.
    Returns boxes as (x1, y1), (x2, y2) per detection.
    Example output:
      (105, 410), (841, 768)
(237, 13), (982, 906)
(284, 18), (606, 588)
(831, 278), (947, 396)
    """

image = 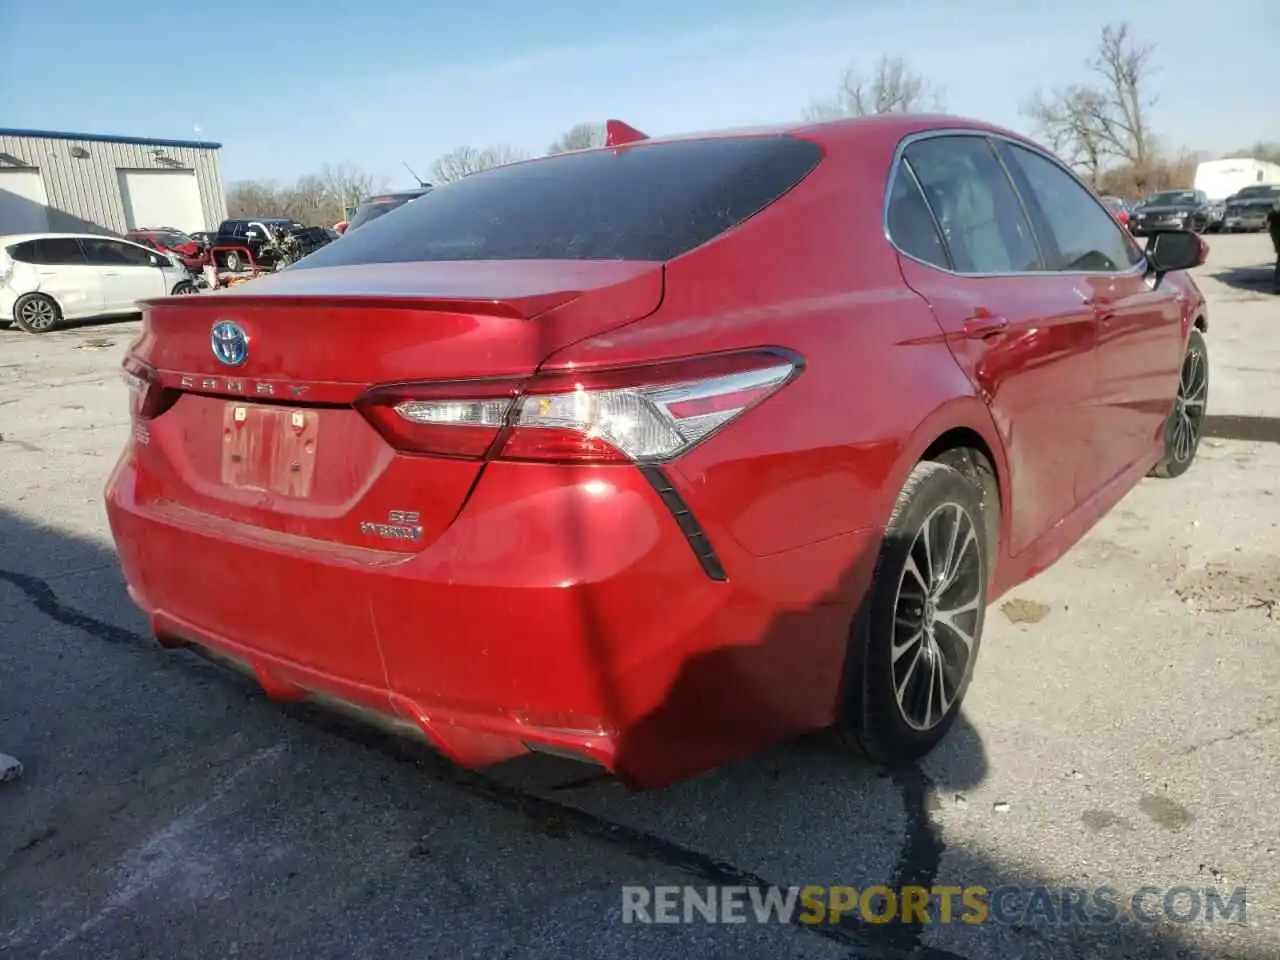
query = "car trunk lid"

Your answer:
(126, 260), (664, 554)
